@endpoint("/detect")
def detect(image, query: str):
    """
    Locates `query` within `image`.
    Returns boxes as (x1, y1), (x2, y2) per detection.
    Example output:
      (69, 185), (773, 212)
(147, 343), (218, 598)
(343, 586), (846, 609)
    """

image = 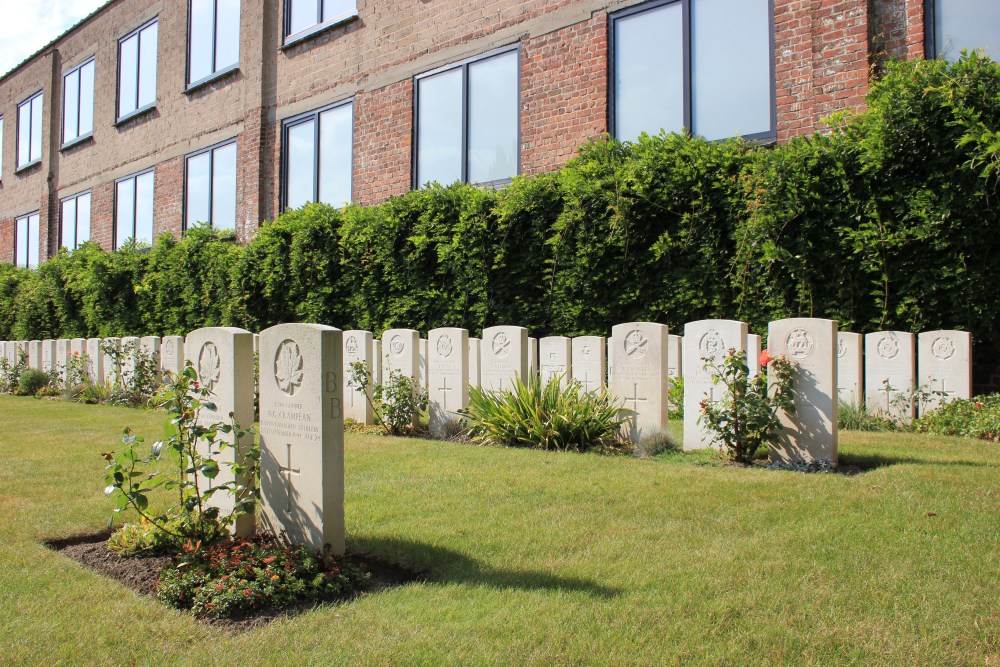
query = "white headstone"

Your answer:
(683, 320), (748, 451)
(528, 337), (538, 378)
(610, 322), (669, 443)
(666, 335), (683, 380)
(381, 329), (419, 385)
(419, 338), (428, 389)
(428, 327), (469, 436)
(918, 330), (972, 413)
(253, 334), (259, 354)
(259, 323), (345, 553)
(607, 337), (614, 386)
(102, 338), (121, 384)
(185, 327), (257, 536)
(836, 332), (863, 407)
(865, 331), (916, 420)
(747, 334), (762, 380)
(161, 336), (185, 379)
(56, 339), (71, 382)
(371, 340), (382, 387)
(538, 336), (571, 387)
(120, 336), (140, 379)
(140, 336), (161, 378)
(768, 318), (839, 466)
(342, 330), (374, 425)
(71, 338), (86, 358)
(41, 340), (54, 372)
(571, 336), (606, 393)
(86, 338), (105, 384)
(480, 326), (529, 392)
(468, 338), (481, 390)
